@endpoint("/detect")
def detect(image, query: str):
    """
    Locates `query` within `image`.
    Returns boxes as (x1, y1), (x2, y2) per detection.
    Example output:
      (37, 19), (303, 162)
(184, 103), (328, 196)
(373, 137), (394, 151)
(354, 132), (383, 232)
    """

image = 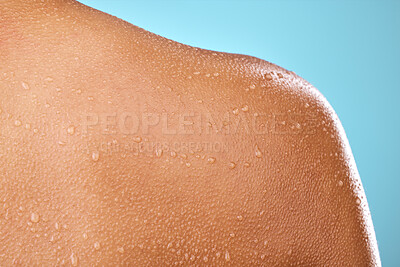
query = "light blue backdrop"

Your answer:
(79, 0), (400, 265)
